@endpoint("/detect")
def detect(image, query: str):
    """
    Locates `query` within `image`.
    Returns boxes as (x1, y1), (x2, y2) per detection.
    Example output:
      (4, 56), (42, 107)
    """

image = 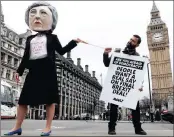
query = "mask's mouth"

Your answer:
(34, 22), (41, 25)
